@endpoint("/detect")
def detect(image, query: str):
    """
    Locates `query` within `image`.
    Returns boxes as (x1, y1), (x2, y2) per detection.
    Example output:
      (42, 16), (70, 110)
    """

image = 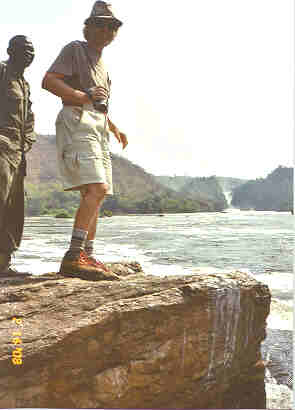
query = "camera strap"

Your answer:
(80, 42), (111, 99)
(80, 42), (110, 137)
